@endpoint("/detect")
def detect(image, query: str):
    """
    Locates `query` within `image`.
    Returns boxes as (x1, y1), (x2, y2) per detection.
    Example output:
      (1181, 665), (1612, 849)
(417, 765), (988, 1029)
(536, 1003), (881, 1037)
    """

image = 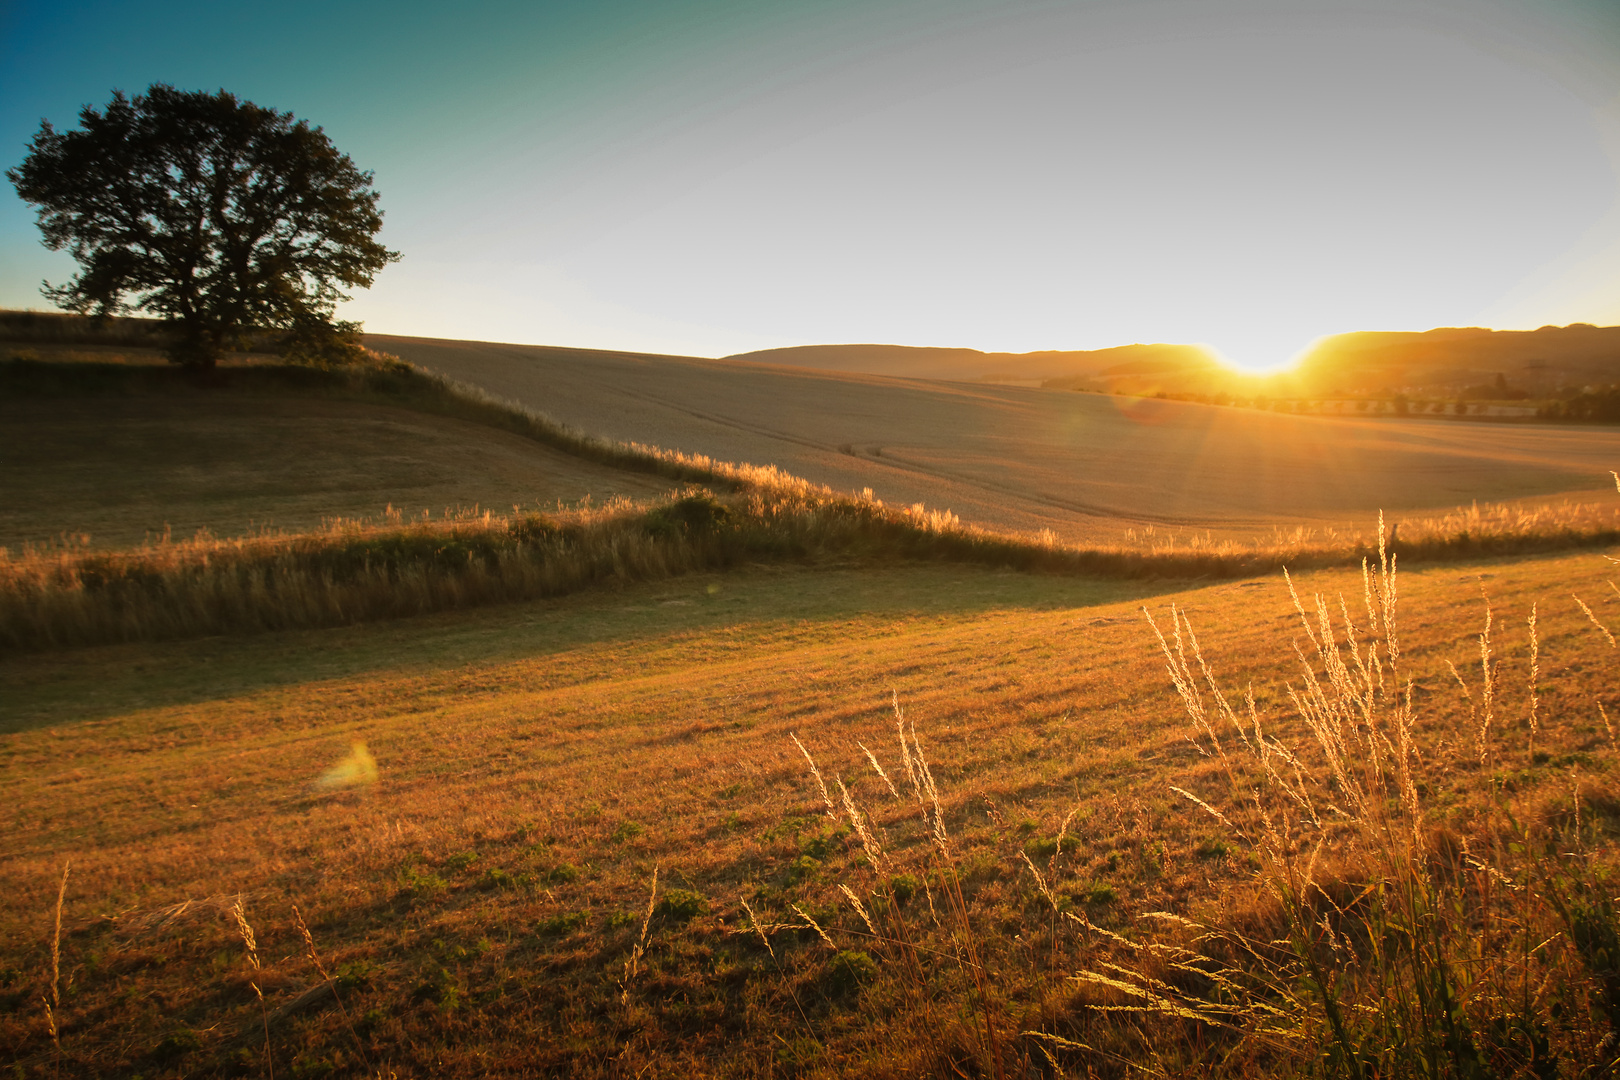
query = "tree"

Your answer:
(8, 84), (399, 367)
